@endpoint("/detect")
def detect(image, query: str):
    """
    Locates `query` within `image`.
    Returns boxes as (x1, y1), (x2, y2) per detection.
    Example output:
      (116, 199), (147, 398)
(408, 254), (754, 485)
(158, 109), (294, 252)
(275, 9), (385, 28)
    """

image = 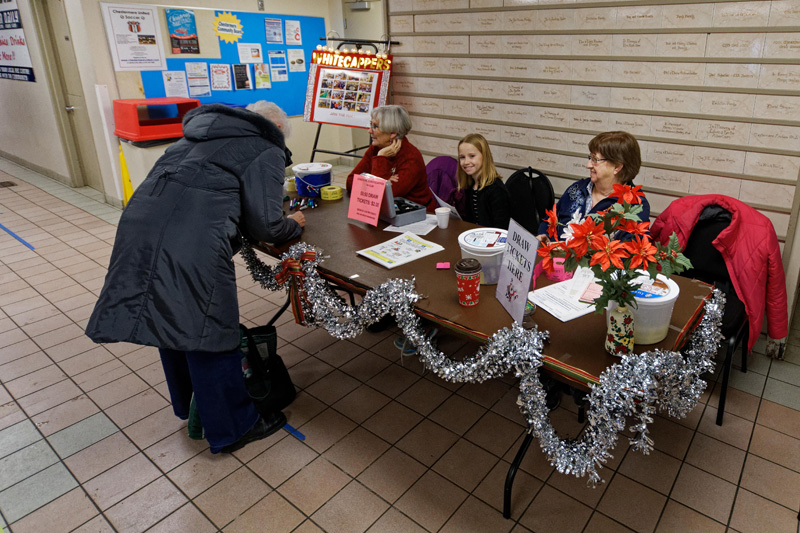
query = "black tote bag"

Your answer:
(240, 324), (297, 414)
